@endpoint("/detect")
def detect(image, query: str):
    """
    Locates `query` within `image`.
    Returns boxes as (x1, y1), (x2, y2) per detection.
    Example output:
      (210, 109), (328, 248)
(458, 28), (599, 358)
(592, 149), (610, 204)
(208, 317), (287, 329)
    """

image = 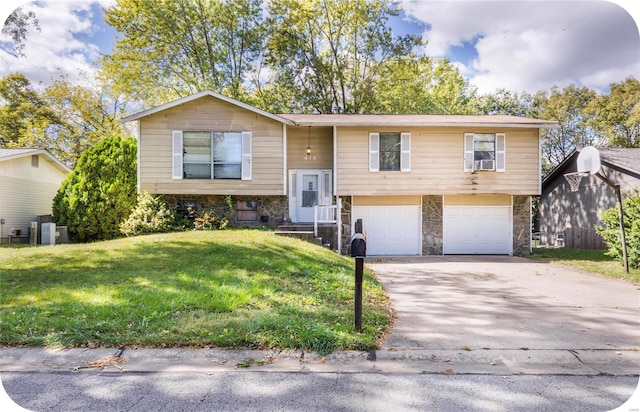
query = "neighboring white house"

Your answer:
(0, 148), (70, 243)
